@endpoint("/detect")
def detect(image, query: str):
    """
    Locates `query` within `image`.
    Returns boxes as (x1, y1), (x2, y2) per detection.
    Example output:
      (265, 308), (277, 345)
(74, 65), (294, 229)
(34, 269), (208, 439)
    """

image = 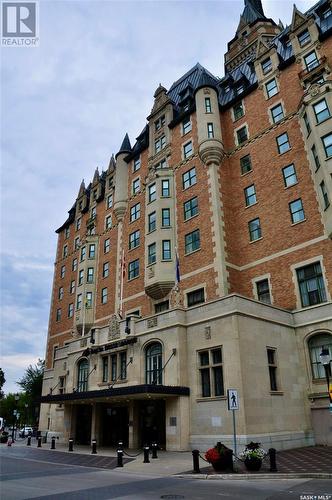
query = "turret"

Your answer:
(114, 134), (131, 222)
